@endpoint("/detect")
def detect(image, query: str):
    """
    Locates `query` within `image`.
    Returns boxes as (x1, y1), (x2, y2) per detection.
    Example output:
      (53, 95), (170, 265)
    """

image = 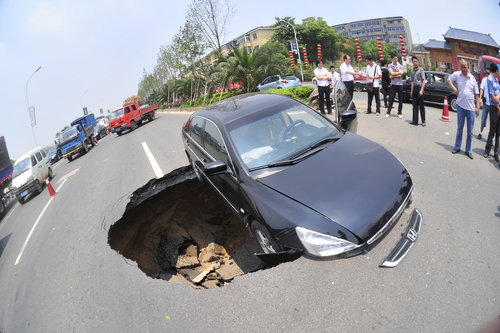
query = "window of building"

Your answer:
(253, 32), (257, 39)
